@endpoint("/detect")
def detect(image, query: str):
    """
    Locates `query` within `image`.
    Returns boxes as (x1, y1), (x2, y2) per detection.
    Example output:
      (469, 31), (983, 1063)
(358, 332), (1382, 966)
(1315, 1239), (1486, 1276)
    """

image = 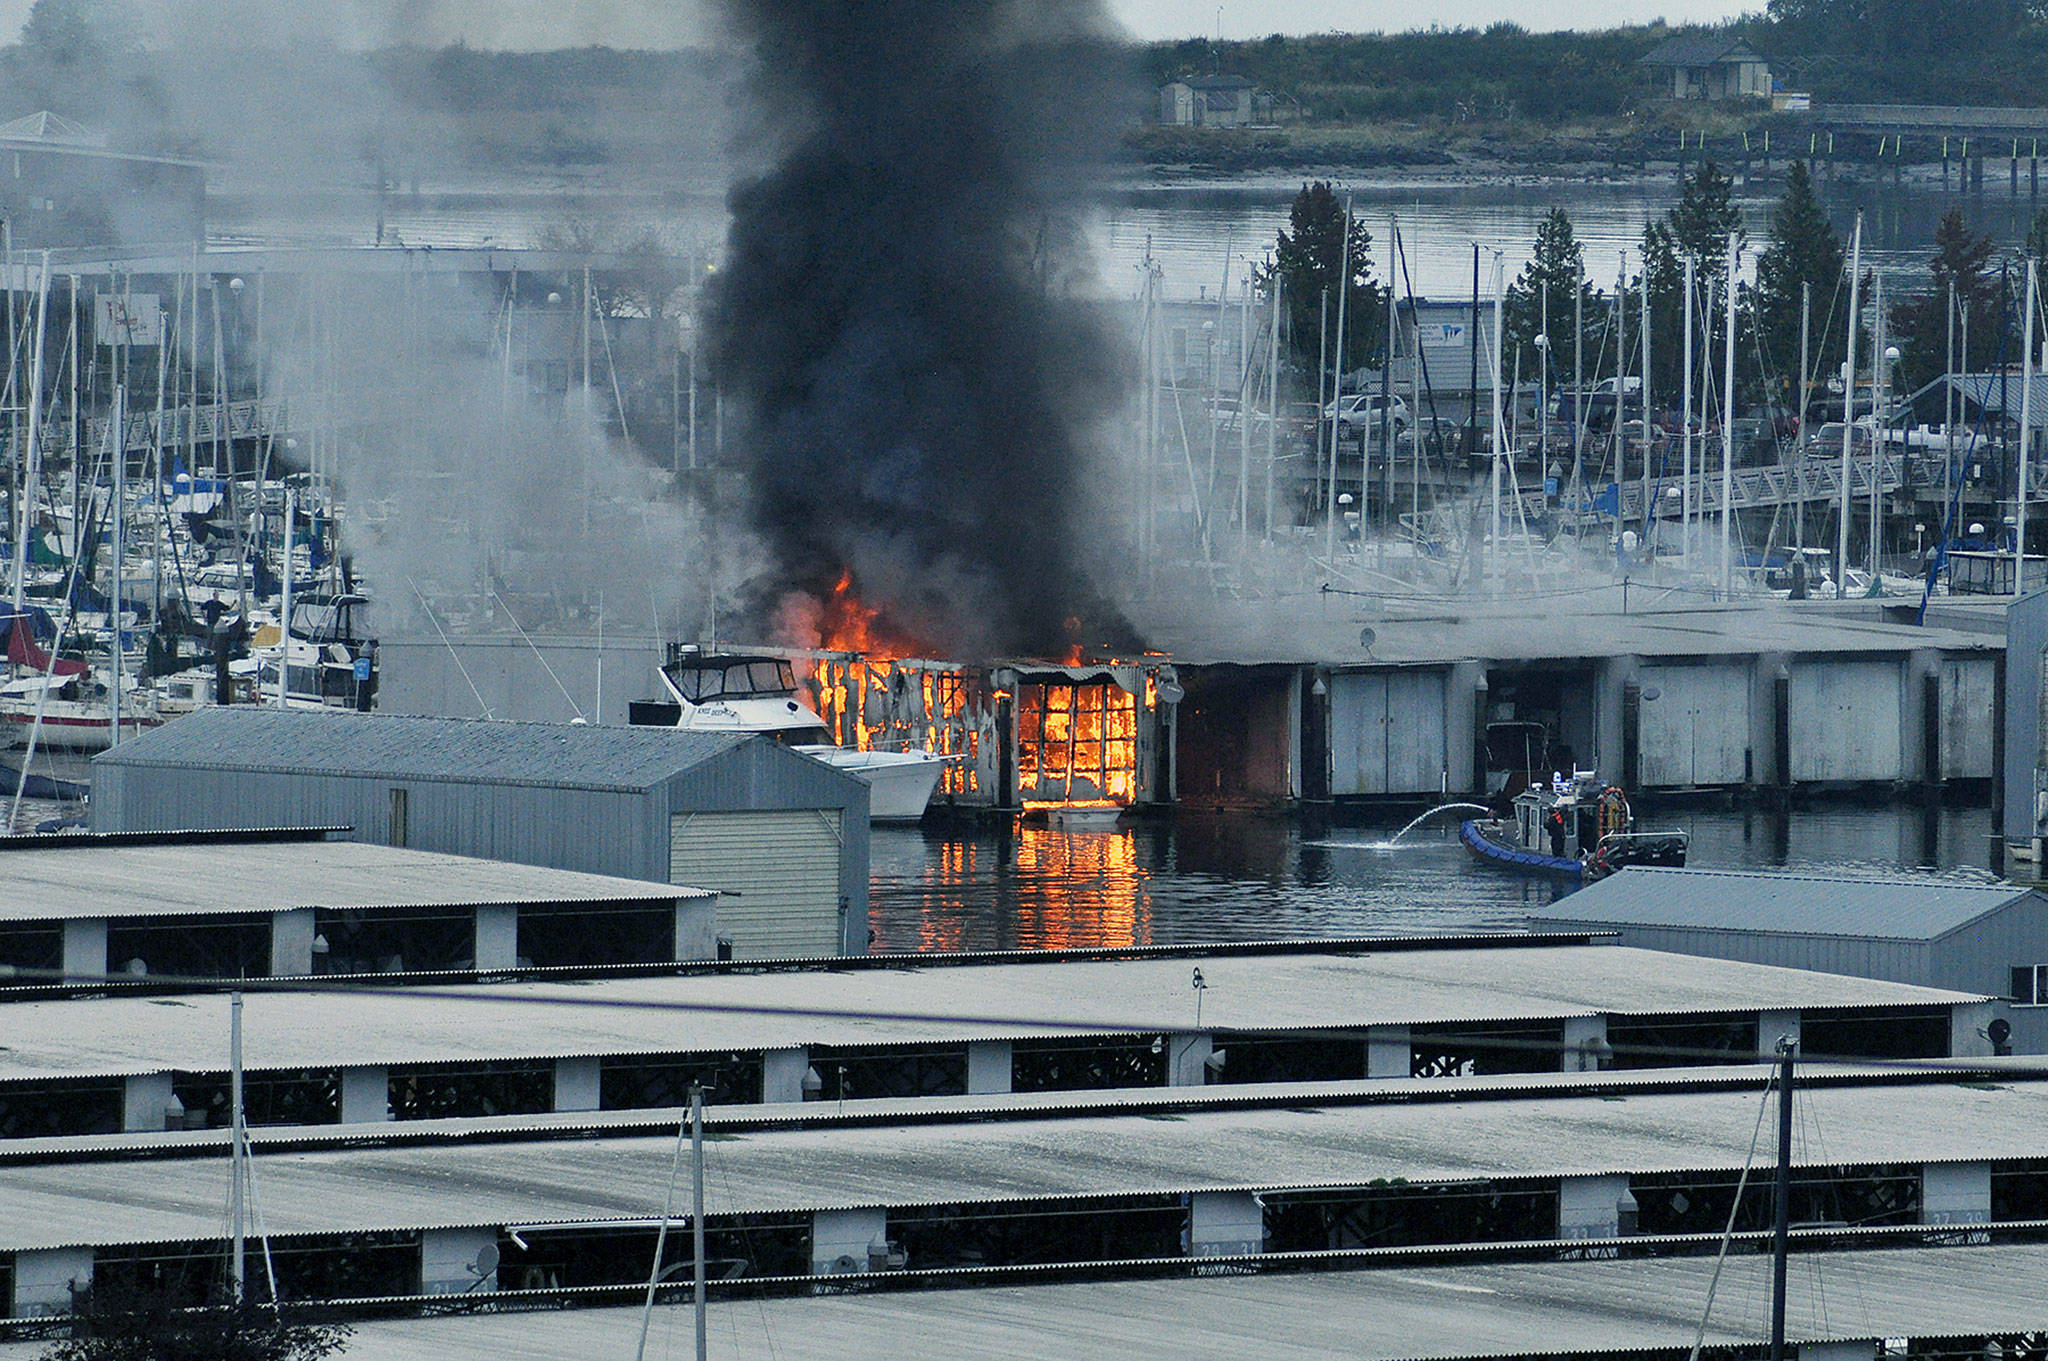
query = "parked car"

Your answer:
(1323, 392), (1411, 431)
